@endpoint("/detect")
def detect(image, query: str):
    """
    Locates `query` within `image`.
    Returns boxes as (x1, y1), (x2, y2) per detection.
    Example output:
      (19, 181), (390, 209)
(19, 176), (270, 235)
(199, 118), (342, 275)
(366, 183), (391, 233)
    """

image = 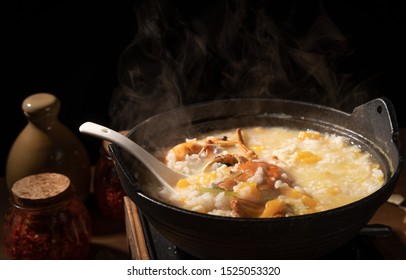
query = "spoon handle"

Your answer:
(79, 122), (183, 188)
